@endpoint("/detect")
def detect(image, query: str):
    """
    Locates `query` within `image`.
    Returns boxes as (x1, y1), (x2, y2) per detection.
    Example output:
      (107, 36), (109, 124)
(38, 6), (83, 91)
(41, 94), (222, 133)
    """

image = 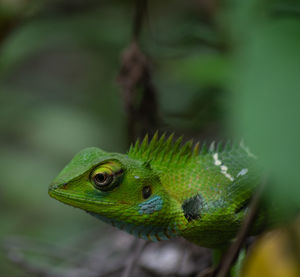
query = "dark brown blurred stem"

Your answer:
(132, 0), (148, 40)
(117, 0), (158, 144)
(212, 180), (267, 277)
